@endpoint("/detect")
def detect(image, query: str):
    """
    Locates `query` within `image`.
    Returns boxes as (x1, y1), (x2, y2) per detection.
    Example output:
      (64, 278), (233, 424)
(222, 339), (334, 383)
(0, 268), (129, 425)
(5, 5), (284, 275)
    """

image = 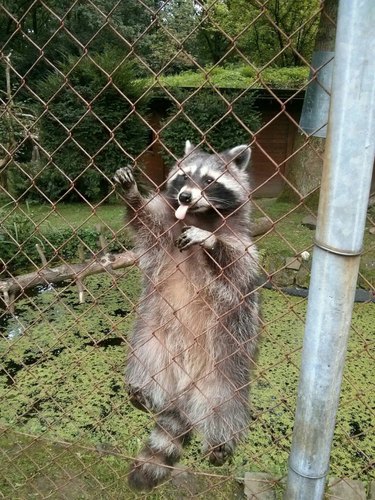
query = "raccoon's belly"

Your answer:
(154, 267), (211, 332)
(147, 266), (216, 384)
